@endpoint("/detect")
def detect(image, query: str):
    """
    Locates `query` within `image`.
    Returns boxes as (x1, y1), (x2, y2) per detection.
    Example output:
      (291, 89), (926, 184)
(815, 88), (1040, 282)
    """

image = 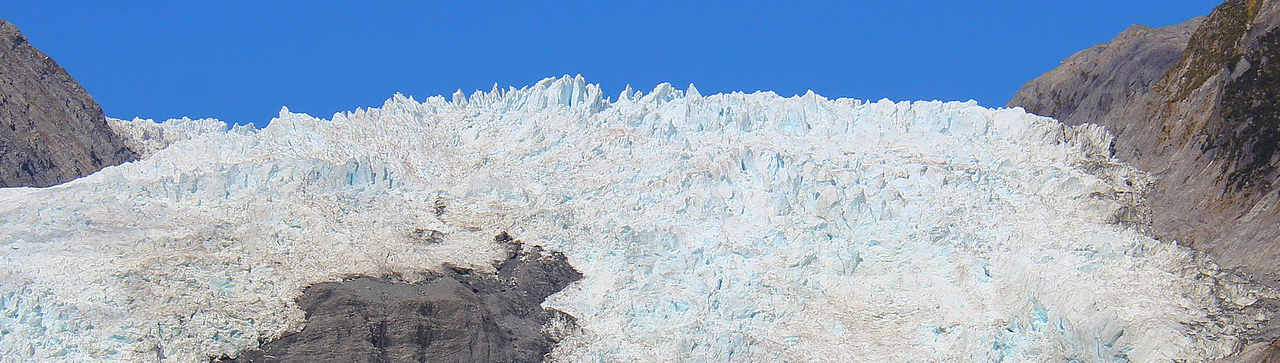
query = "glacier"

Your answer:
(0, 75), (1252, 362)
